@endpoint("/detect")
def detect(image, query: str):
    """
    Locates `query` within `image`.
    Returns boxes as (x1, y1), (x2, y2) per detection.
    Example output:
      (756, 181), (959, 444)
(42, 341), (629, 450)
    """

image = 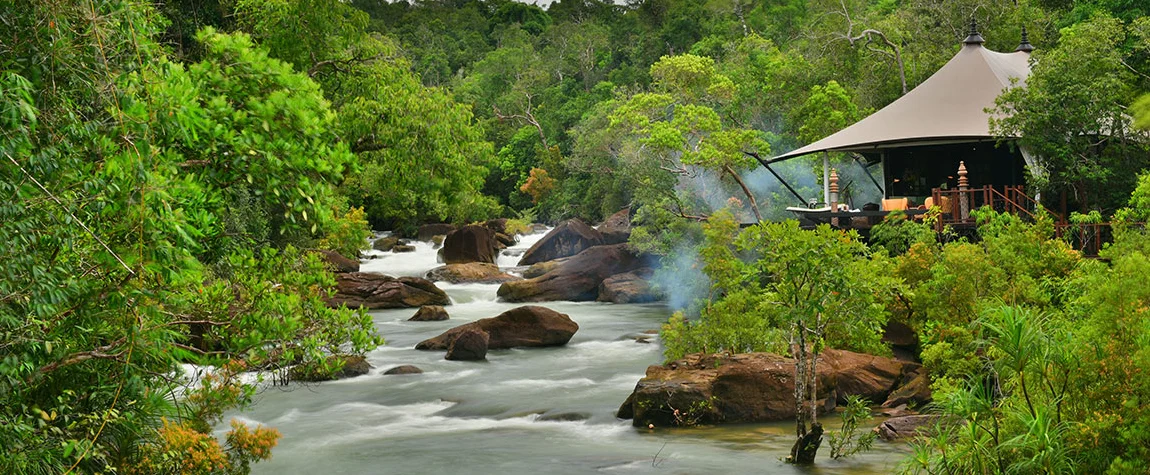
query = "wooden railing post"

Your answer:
(958, 161), (970, 221)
